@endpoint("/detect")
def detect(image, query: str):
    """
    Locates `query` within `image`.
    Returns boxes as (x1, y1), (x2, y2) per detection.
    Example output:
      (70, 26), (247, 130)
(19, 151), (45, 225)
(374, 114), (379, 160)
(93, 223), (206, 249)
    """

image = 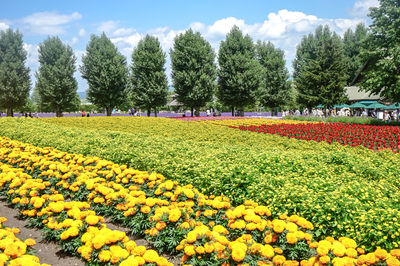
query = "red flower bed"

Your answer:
(233, 122), (400, 152)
